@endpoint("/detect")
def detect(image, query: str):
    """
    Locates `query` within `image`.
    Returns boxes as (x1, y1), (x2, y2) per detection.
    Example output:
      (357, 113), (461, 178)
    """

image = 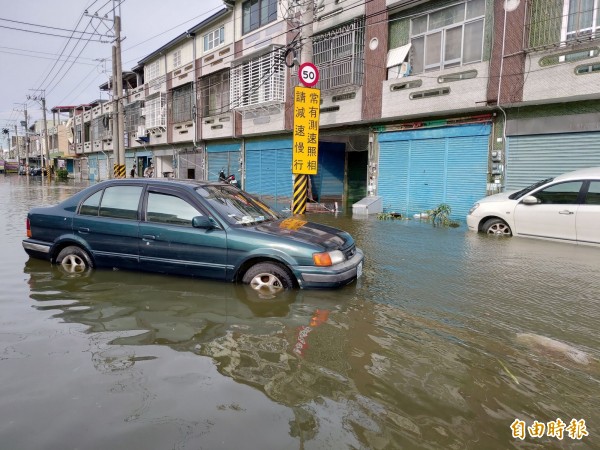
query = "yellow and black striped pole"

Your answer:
(293, 173), (308, 215)
(113, 164), (126, 179)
